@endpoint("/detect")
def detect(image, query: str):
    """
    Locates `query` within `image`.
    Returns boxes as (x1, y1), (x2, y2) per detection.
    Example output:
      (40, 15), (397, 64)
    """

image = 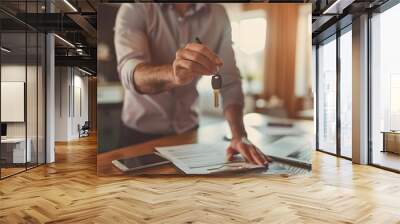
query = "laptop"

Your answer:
(1, 123), (7, 140)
